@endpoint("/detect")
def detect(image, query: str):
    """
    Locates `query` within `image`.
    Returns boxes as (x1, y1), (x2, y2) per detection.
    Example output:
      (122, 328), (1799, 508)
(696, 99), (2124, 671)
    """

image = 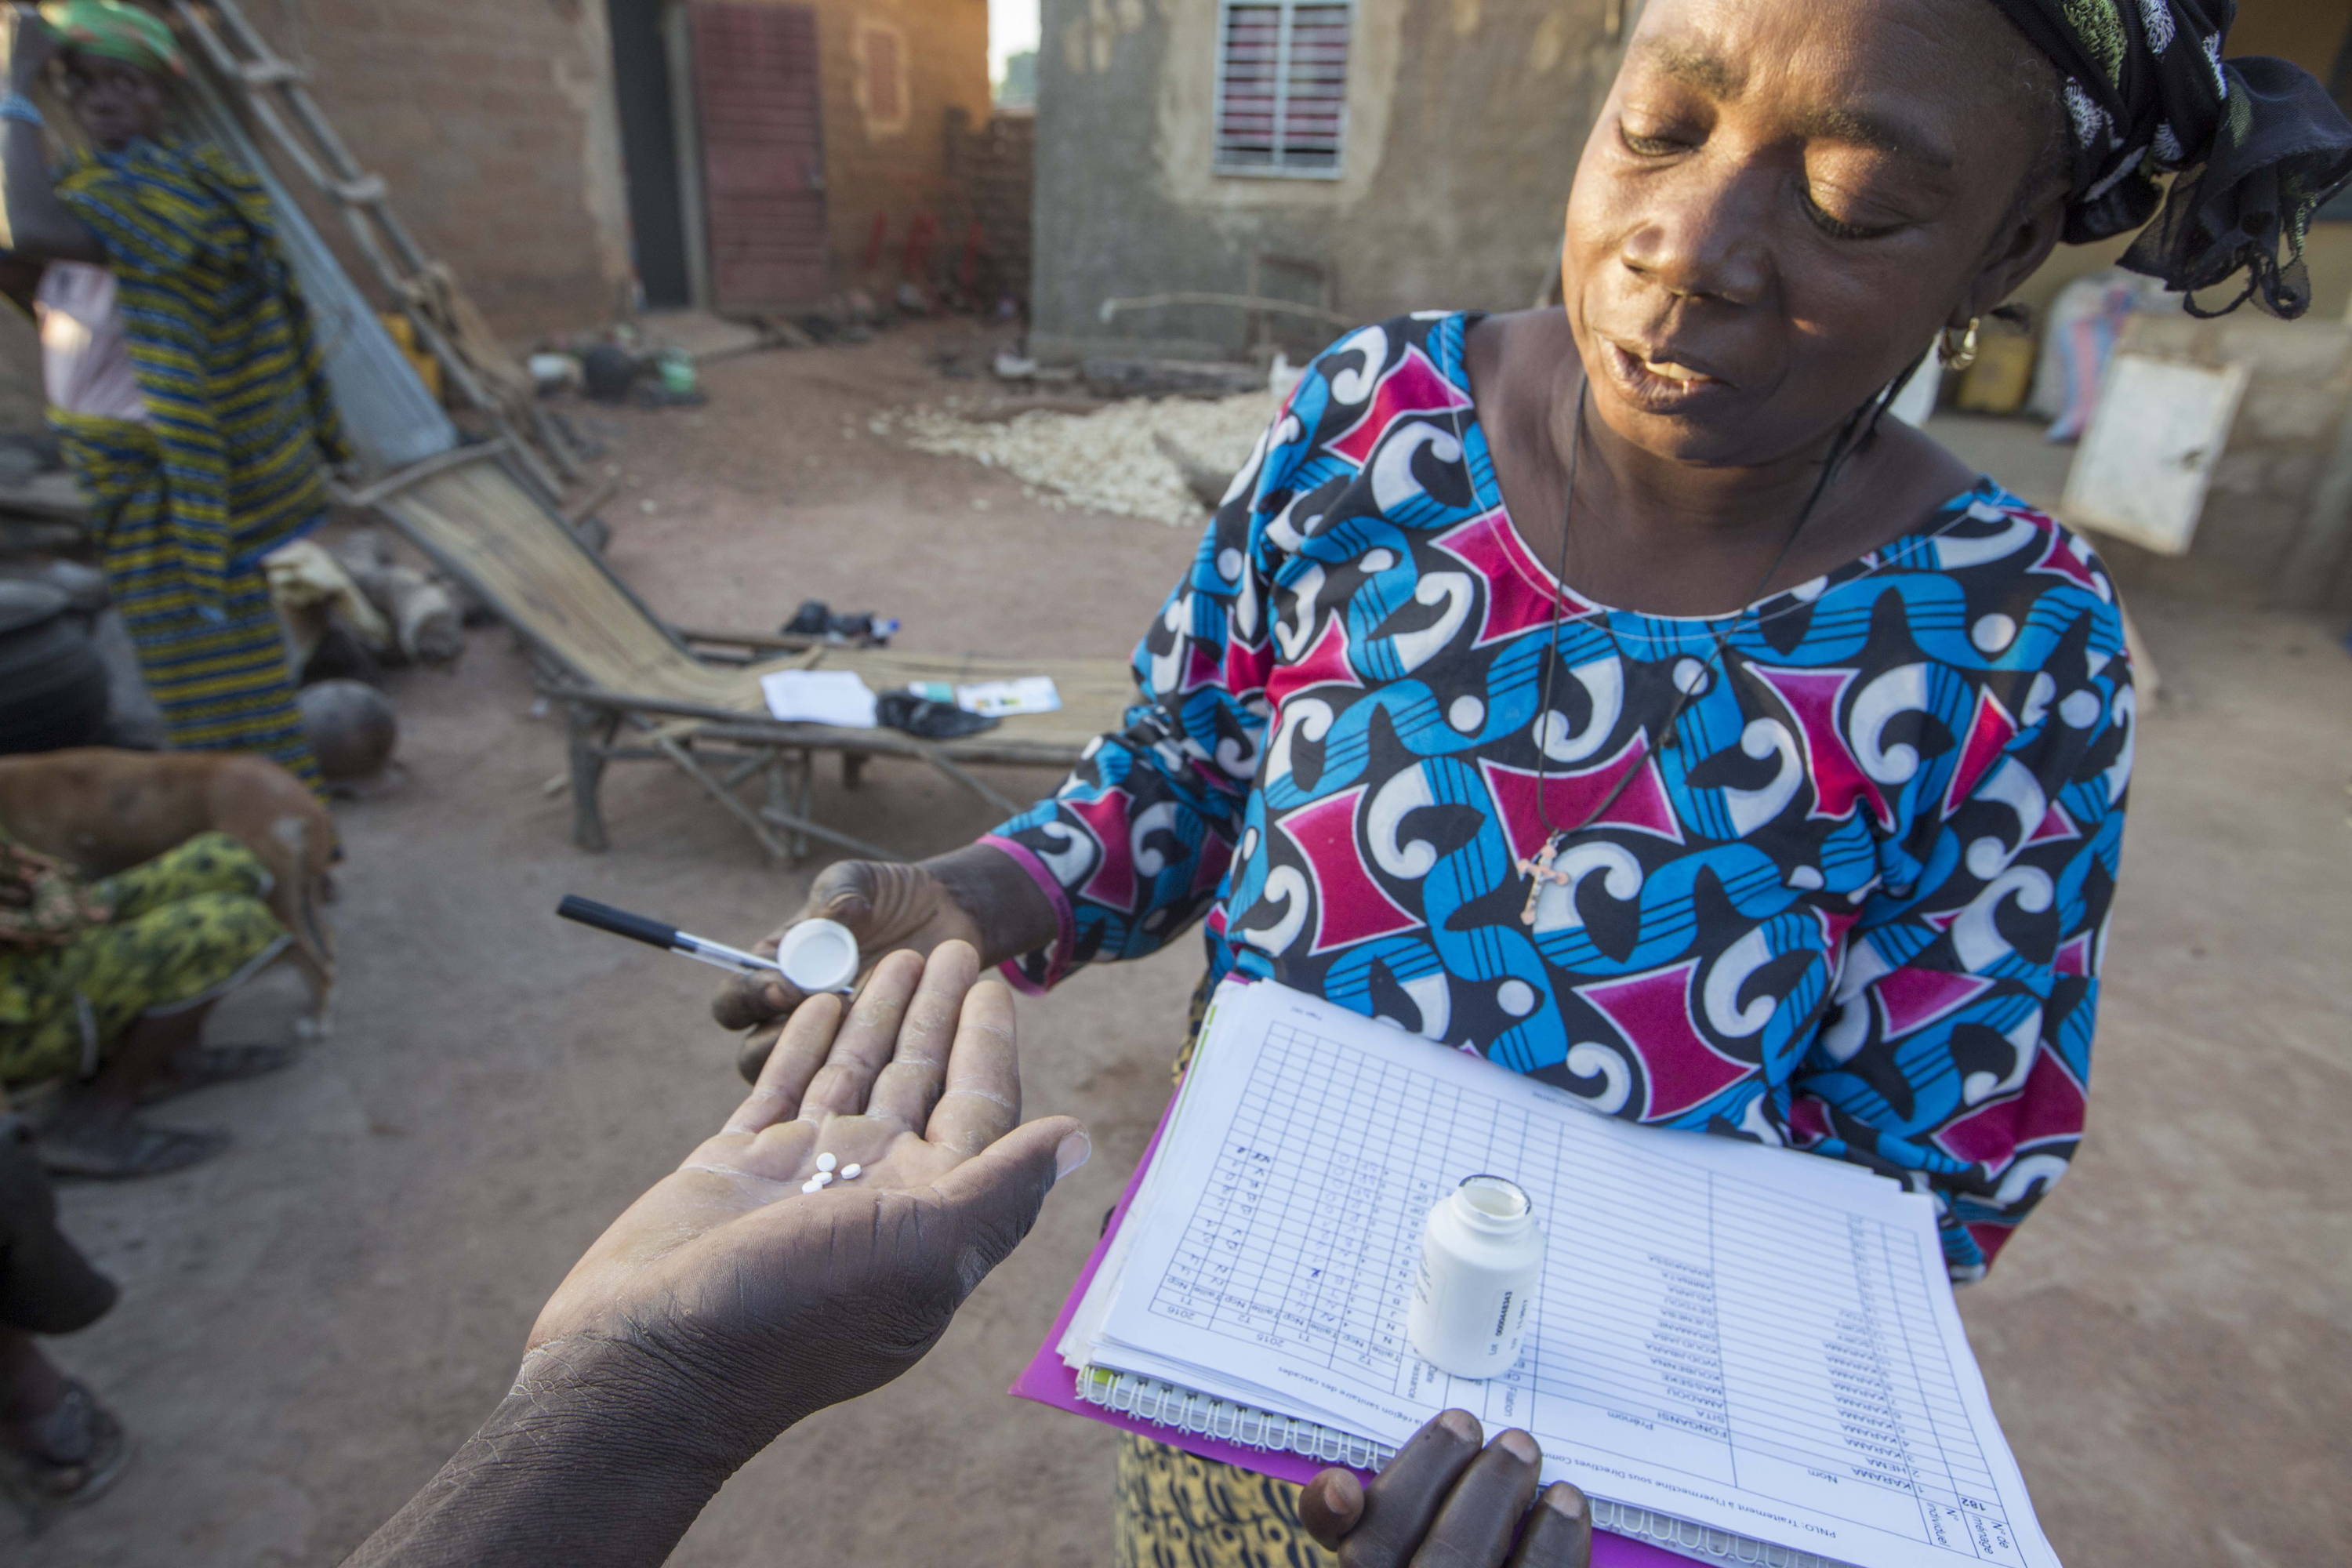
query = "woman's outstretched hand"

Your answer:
(347, 941), (1089, 1568)
(1302, 1411), (1592, 1568)
(713, 848), (1058, 1081)
(537, 941), (1087, 1447)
